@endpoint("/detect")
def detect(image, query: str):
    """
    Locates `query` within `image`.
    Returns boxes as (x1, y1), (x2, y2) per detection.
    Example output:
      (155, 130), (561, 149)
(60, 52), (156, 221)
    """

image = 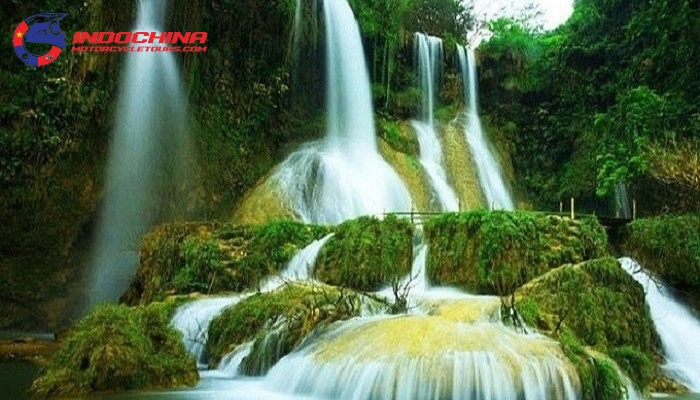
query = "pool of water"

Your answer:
(3, 362), (699, 400)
